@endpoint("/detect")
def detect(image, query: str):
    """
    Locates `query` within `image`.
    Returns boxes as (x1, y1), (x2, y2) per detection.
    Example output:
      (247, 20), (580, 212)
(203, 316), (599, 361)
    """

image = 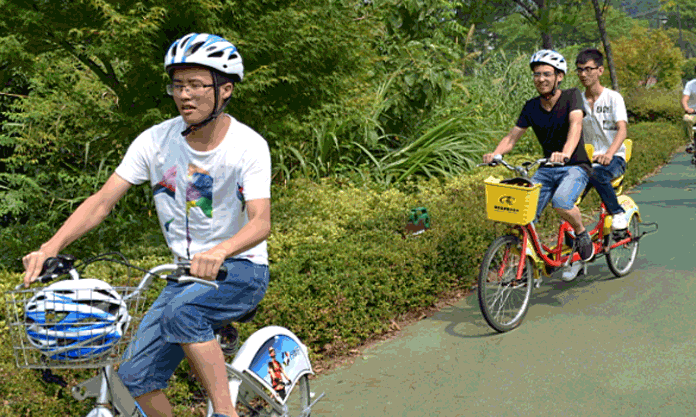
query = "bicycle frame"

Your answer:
(506, 198), (642, 283)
